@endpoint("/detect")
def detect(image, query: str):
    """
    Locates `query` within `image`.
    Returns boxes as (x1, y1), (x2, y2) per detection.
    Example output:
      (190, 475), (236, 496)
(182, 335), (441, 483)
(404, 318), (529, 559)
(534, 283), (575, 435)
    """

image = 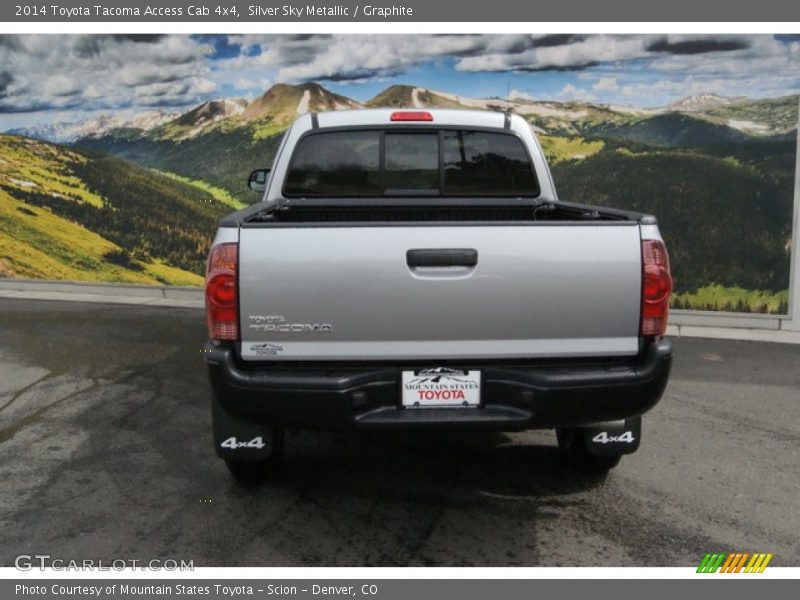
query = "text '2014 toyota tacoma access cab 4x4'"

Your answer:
(203, 109), (673, 481)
